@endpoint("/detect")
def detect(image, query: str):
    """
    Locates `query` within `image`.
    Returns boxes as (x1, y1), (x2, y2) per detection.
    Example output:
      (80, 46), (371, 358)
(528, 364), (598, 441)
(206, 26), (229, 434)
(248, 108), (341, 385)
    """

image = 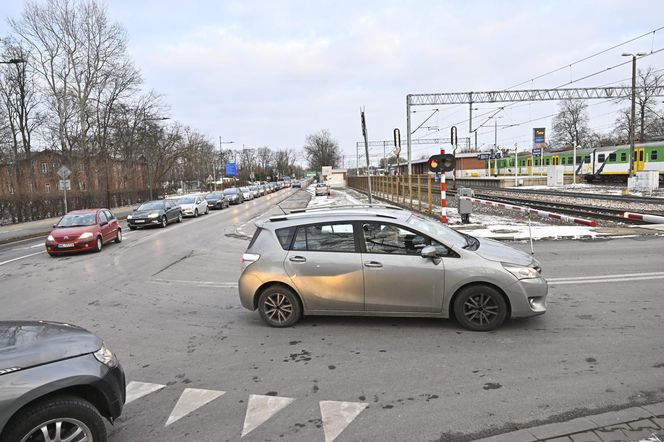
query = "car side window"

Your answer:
(98, 211), (108, 225)
(362, 222), (454, 257)
(105, 210), (114, 220)
(291, 223), (355, 252)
